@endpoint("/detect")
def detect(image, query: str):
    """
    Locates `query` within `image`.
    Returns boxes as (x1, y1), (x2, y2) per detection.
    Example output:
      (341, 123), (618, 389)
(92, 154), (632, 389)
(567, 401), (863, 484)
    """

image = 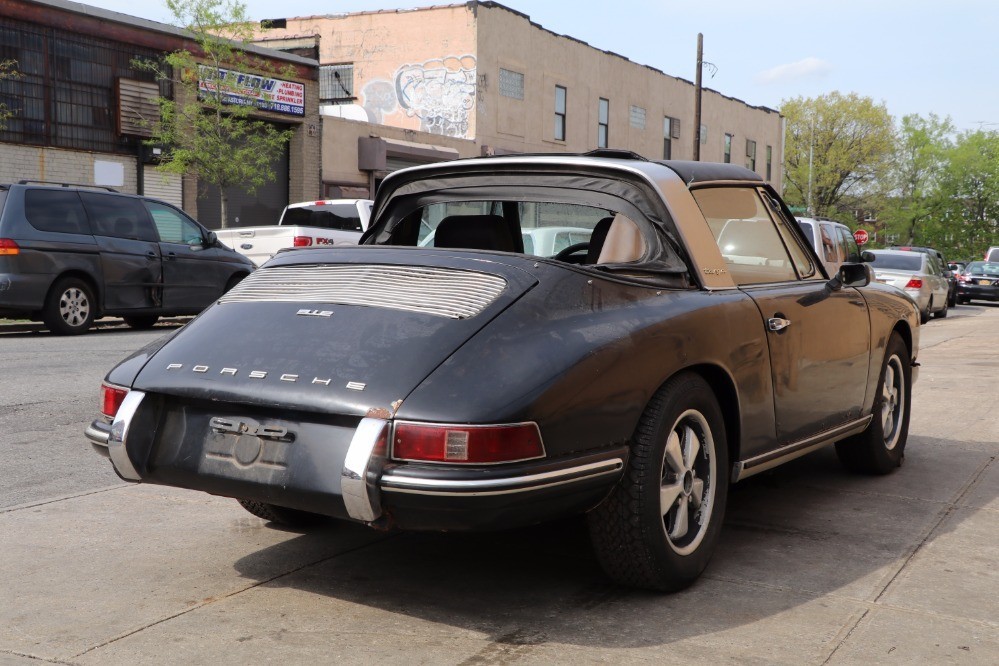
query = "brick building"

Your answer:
(0, 0), (321, 227)
(253, 1), (784, 198)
